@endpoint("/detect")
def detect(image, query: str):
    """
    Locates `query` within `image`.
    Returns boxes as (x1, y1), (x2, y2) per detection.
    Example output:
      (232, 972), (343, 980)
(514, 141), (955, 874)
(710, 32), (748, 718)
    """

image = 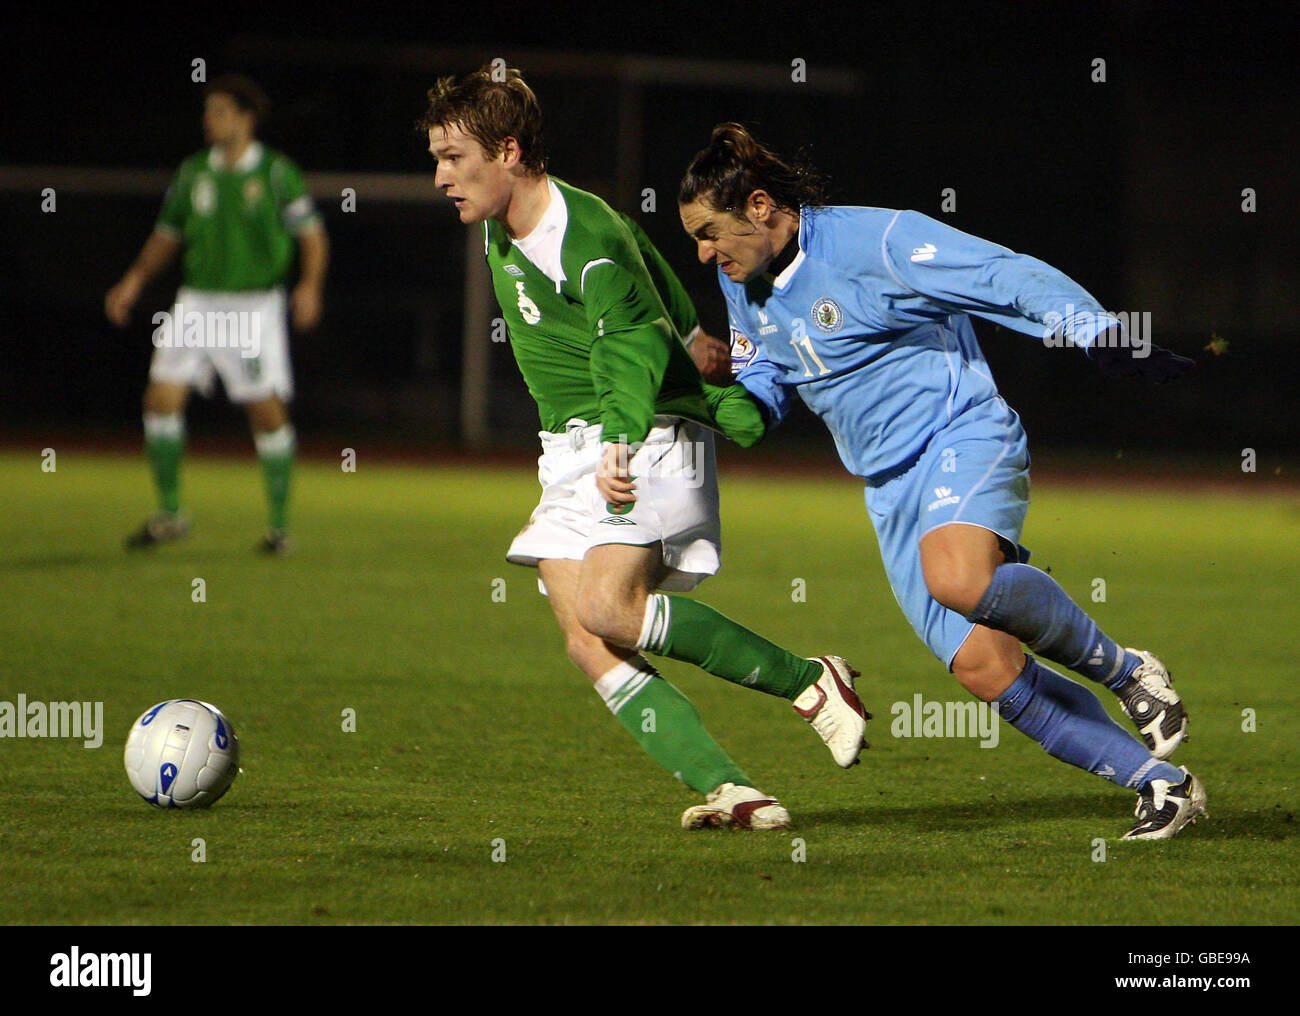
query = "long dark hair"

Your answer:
(678, 123), (828, 214)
